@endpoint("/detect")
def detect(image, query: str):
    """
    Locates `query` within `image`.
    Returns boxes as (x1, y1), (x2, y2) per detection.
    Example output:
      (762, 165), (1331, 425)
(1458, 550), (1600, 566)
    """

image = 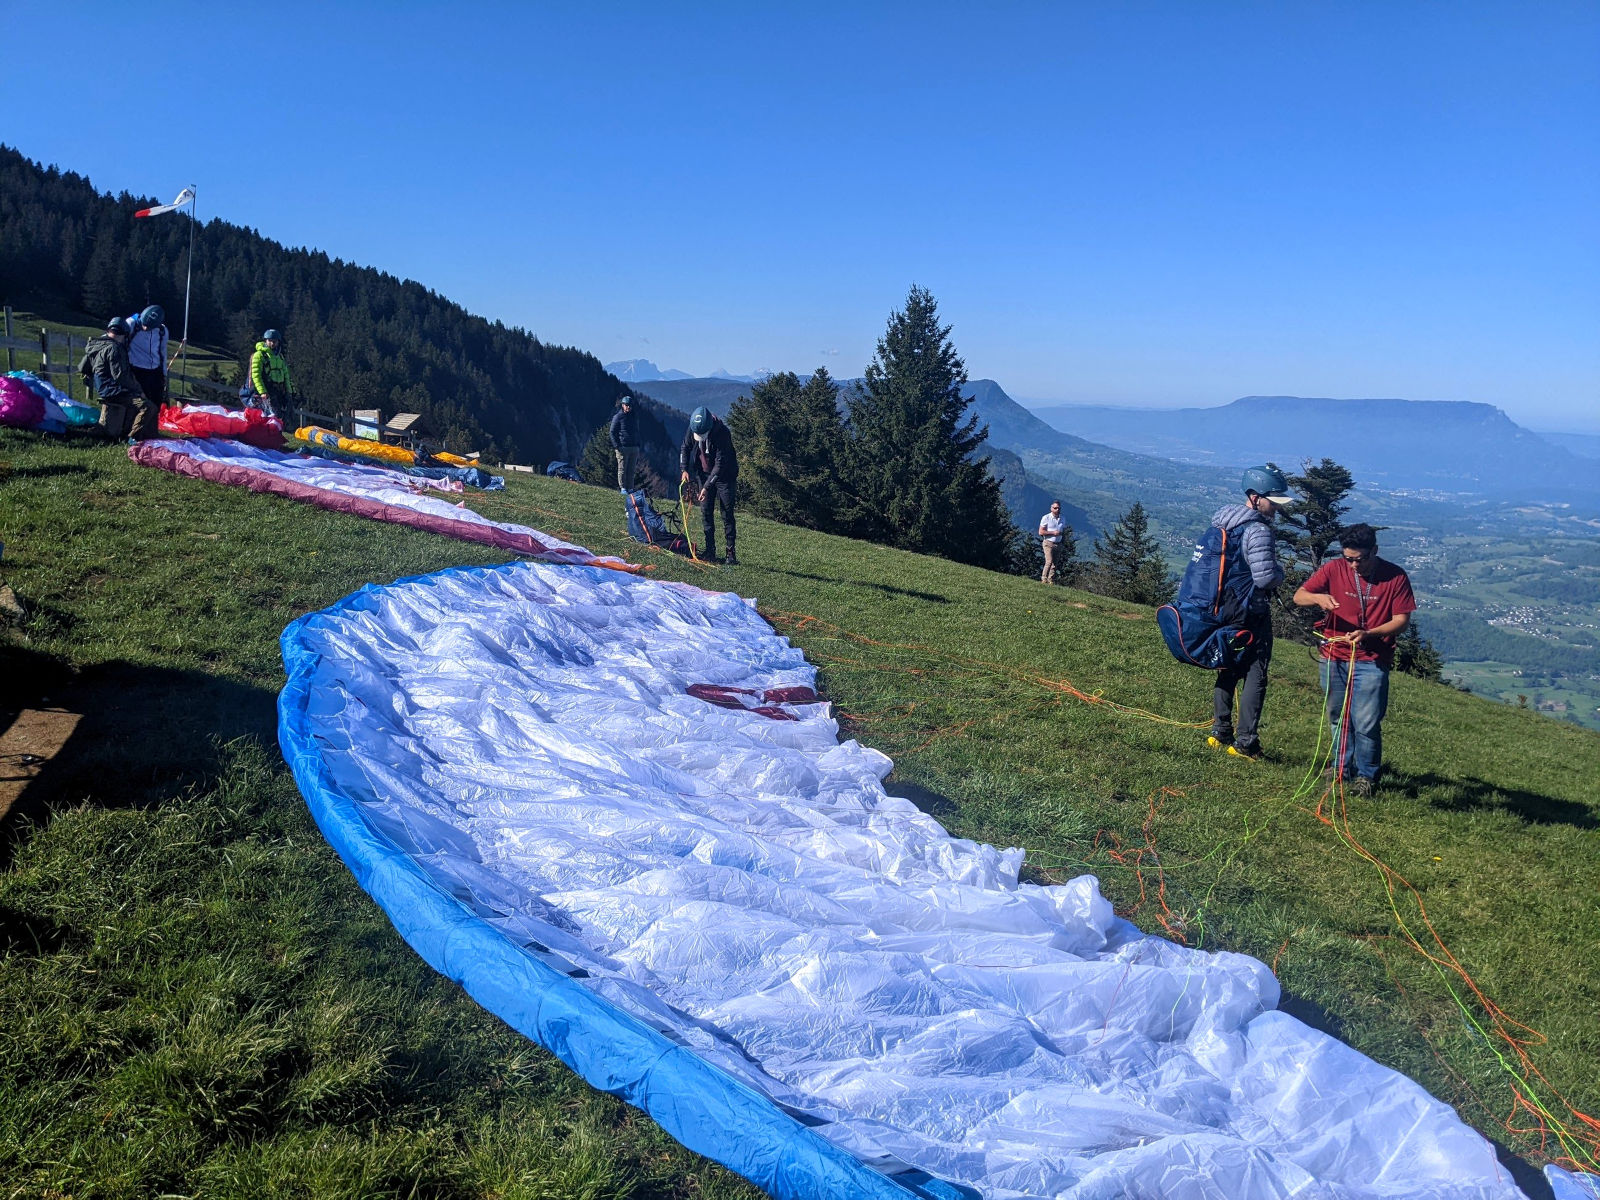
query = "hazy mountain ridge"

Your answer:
(1029, 396), (1598, 498)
